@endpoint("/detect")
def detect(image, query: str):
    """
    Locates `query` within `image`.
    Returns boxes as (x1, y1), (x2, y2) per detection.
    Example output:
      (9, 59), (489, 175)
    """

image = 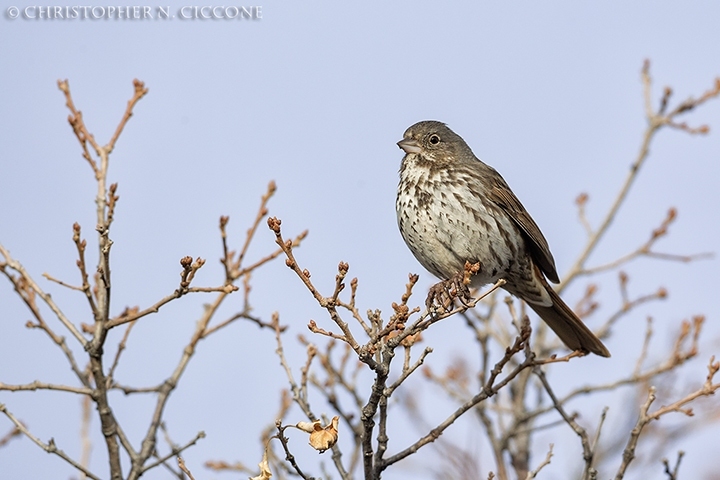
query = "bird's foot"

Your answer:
(425, 279), (453, 312)
(426, 267), (475, 312)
